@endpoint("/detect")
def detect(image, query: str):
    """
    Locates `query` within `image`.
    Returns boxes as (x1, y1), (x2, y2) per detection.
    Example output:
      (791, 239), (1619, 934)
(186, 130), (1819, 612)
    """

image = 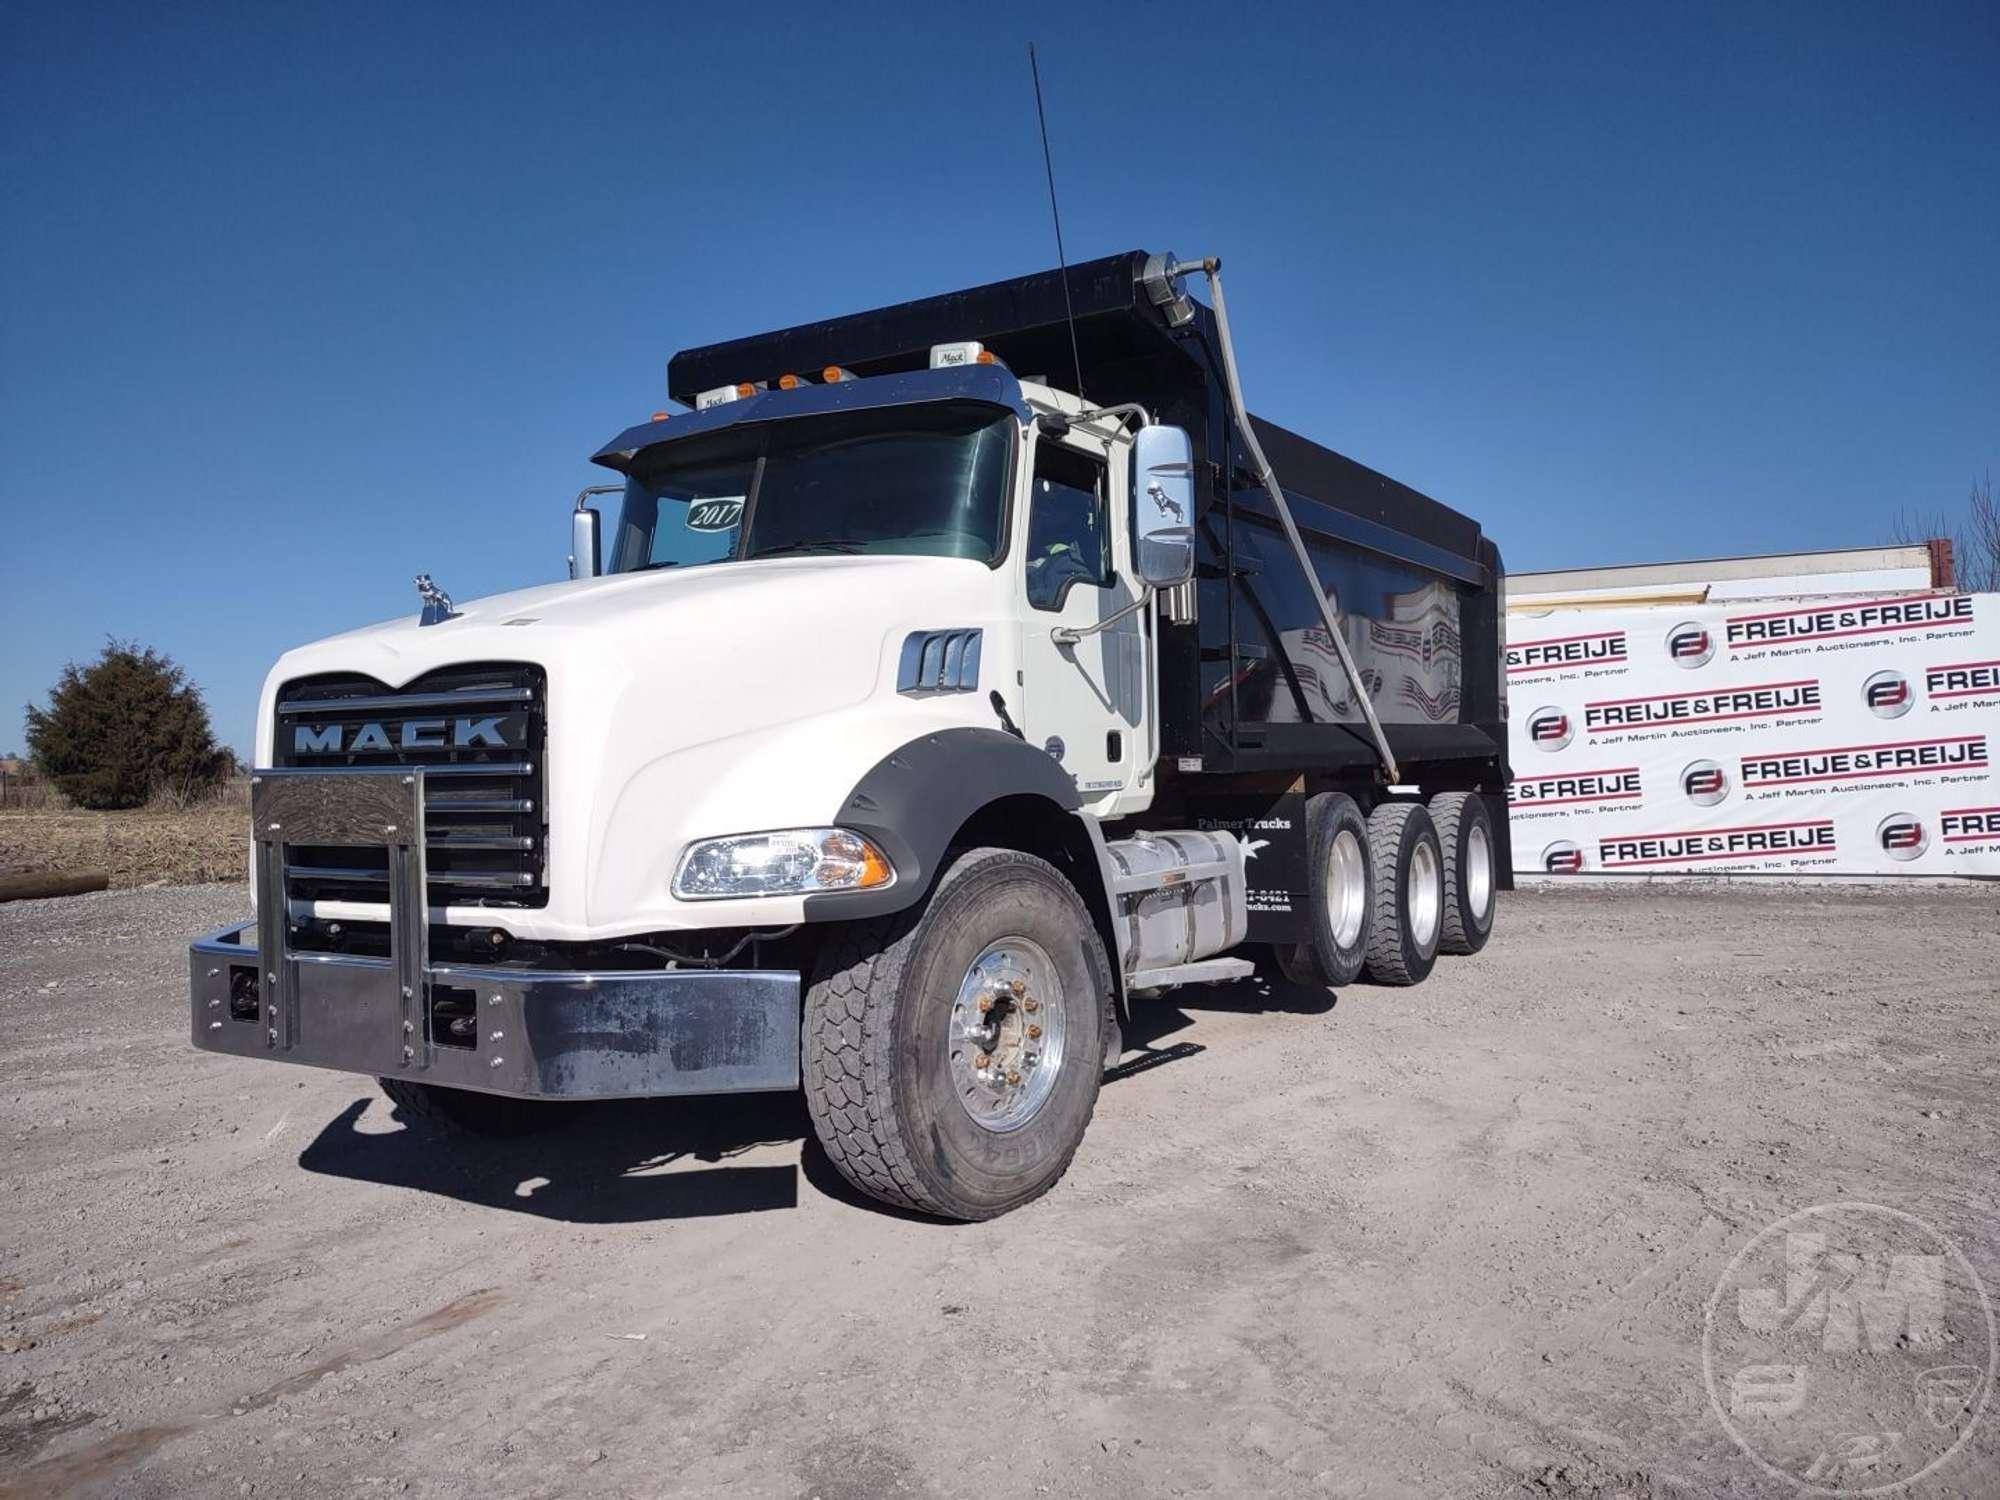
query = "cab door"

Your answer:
(1017, 426), (1150, 815)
